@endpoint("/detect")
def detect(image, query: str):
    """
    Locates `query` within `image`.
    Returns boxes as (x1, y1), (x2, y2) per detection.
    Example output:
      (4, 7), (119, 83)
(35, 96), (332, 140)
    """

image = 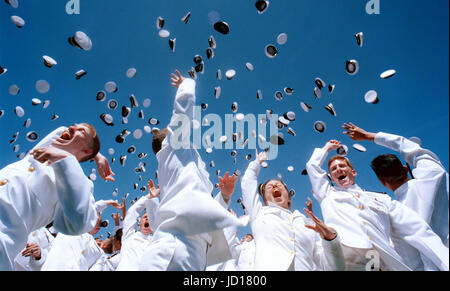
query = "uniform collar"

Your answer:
(334, 183), (363, 193)
(394, 181), (409, 198)
(265, 203), (304, 218)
